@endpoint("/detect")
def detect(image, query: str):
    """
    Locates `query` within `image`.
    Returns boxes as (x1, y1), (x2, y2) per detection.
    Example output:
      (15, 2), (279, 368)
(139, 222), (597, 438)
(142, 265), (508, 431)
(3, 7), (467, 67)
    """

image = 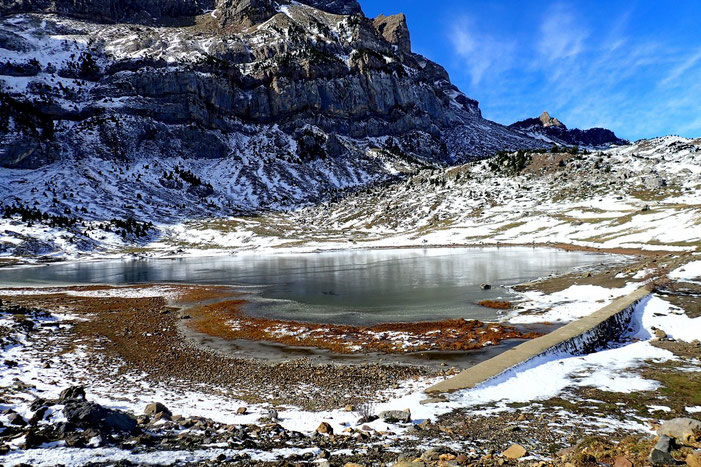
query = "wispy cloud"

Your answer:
(449, 17), (515, 86)
(446, 2), (701, 139)
(660, 47), (701, 86)
(537, 3), (589, 61)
